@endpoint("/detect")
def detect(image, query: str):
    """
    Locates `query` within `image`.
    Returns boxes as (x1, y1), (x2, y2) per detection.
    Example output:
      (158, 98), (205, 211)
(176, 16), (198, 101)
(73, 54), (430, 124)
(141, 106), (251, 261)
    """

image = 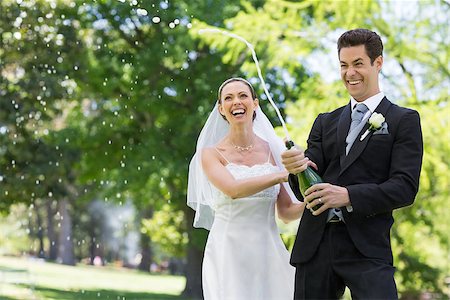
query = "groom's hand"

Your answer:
(304, 183), (351, 216)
